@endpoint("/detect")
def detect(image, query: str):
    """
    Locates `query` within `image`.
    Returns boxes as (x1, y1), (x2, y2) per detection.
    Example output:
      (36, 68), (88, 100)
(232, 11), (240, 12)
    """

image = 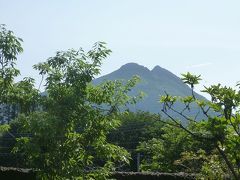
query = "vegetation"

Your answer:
(0, 25), (140, 179)
(134, 77), (240, 179)
(108, 111), (164, 171)
(0, 25), (239, 179)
